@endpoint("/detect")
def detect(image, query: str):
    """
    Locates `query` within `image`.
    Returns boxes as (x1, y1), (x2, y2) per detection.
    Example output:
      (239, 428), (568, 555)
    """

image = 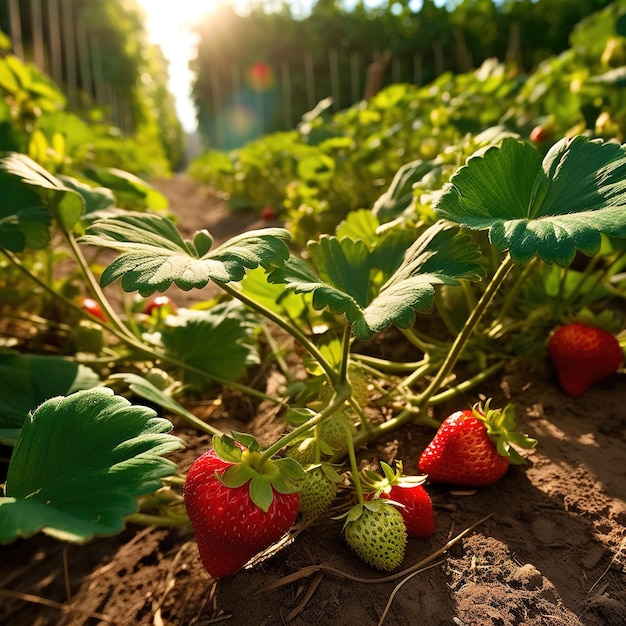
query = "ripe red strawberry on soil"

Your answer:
(418, 402), (537, 488)
(548, 322), (623, 397)
(183, 445), (300, 579)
